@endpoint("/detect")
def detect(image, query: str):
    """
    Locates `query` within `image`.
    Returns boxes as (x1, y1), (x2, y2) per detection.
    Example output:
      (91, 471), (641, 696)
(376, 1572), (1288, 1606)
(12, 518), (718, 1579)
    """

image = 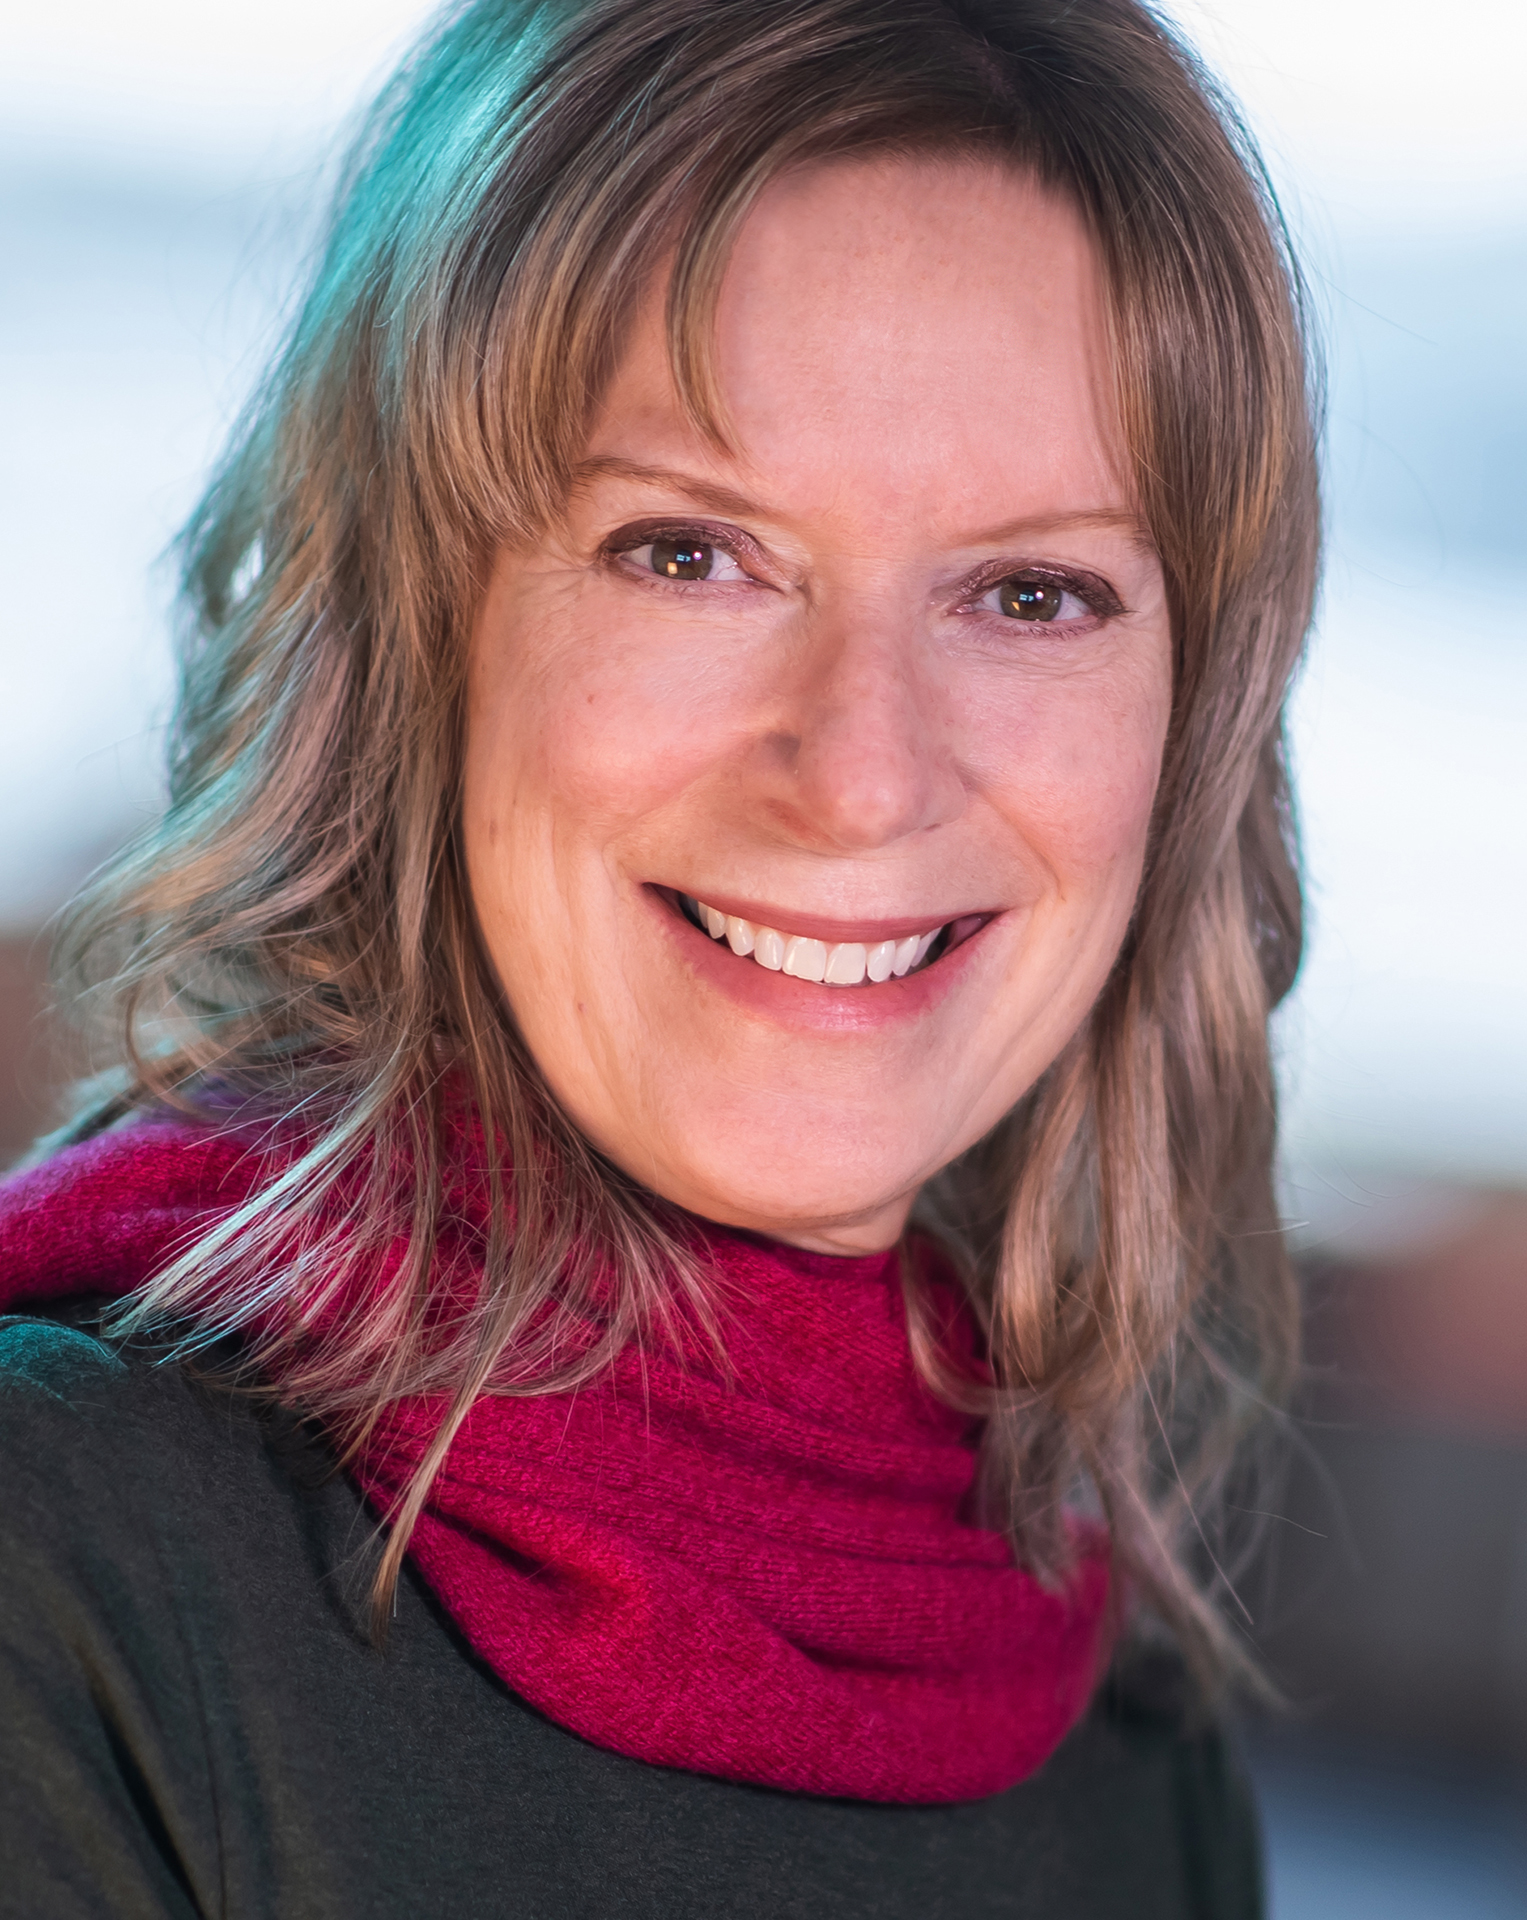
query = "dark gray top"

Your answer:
(0, 1312), (1262, 1918)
